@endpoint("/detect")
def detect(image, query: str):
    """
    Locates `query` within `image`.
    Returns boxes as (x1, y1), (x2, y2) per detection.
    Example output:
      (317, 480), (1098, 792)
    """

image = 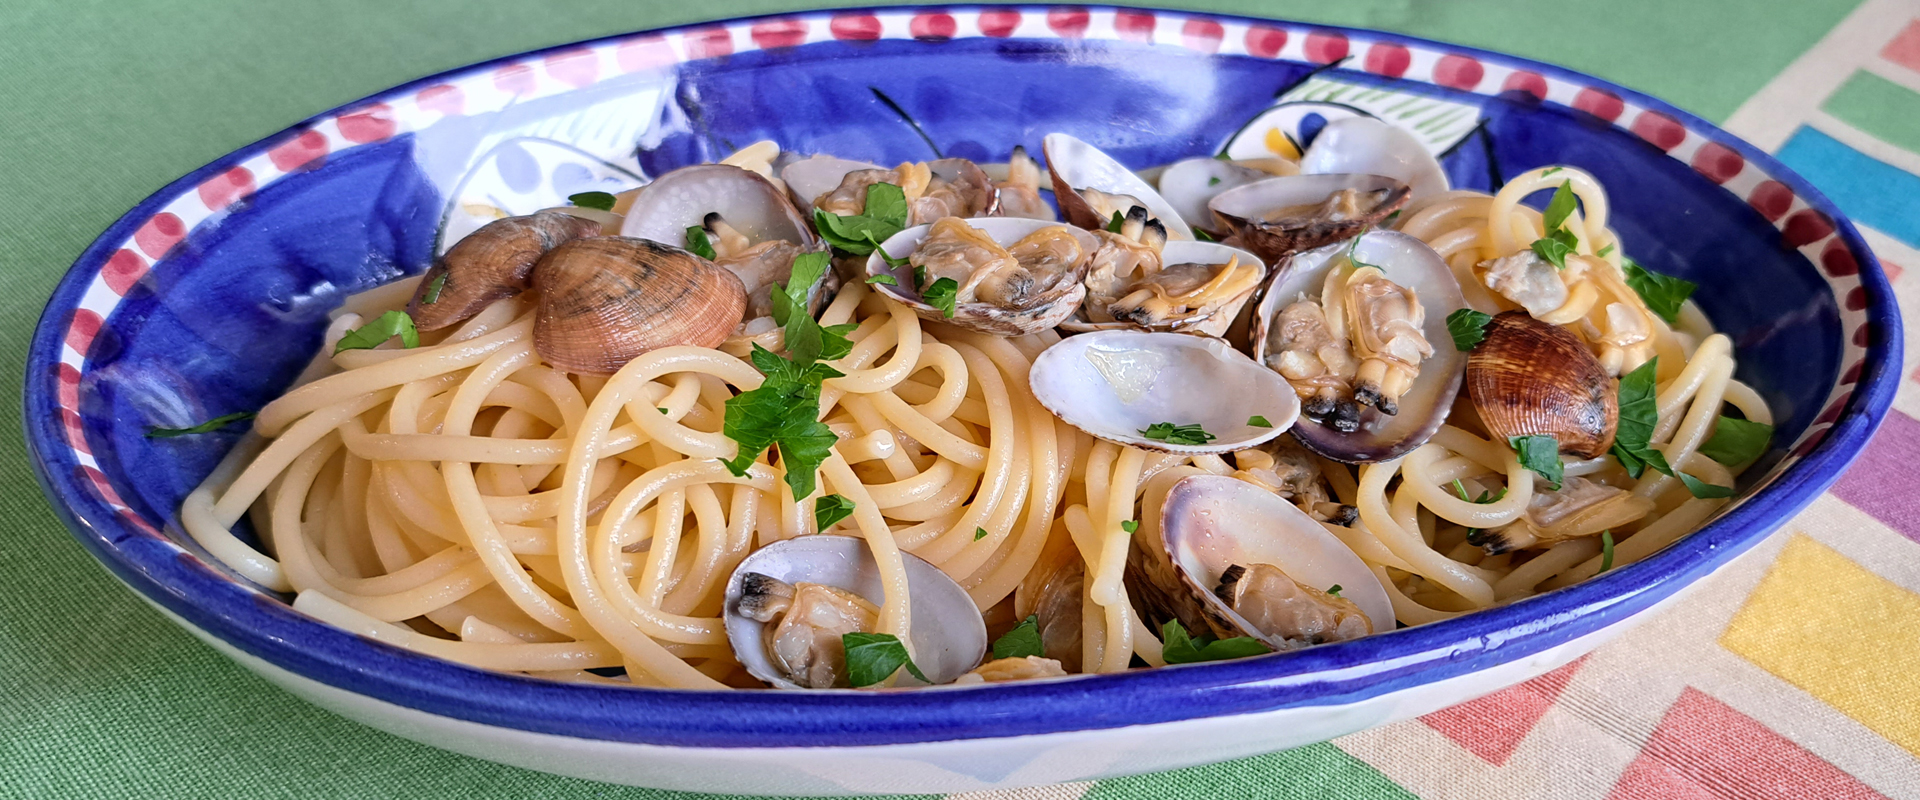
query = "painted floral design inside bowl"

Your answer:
(23, 6), (1898, 795)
